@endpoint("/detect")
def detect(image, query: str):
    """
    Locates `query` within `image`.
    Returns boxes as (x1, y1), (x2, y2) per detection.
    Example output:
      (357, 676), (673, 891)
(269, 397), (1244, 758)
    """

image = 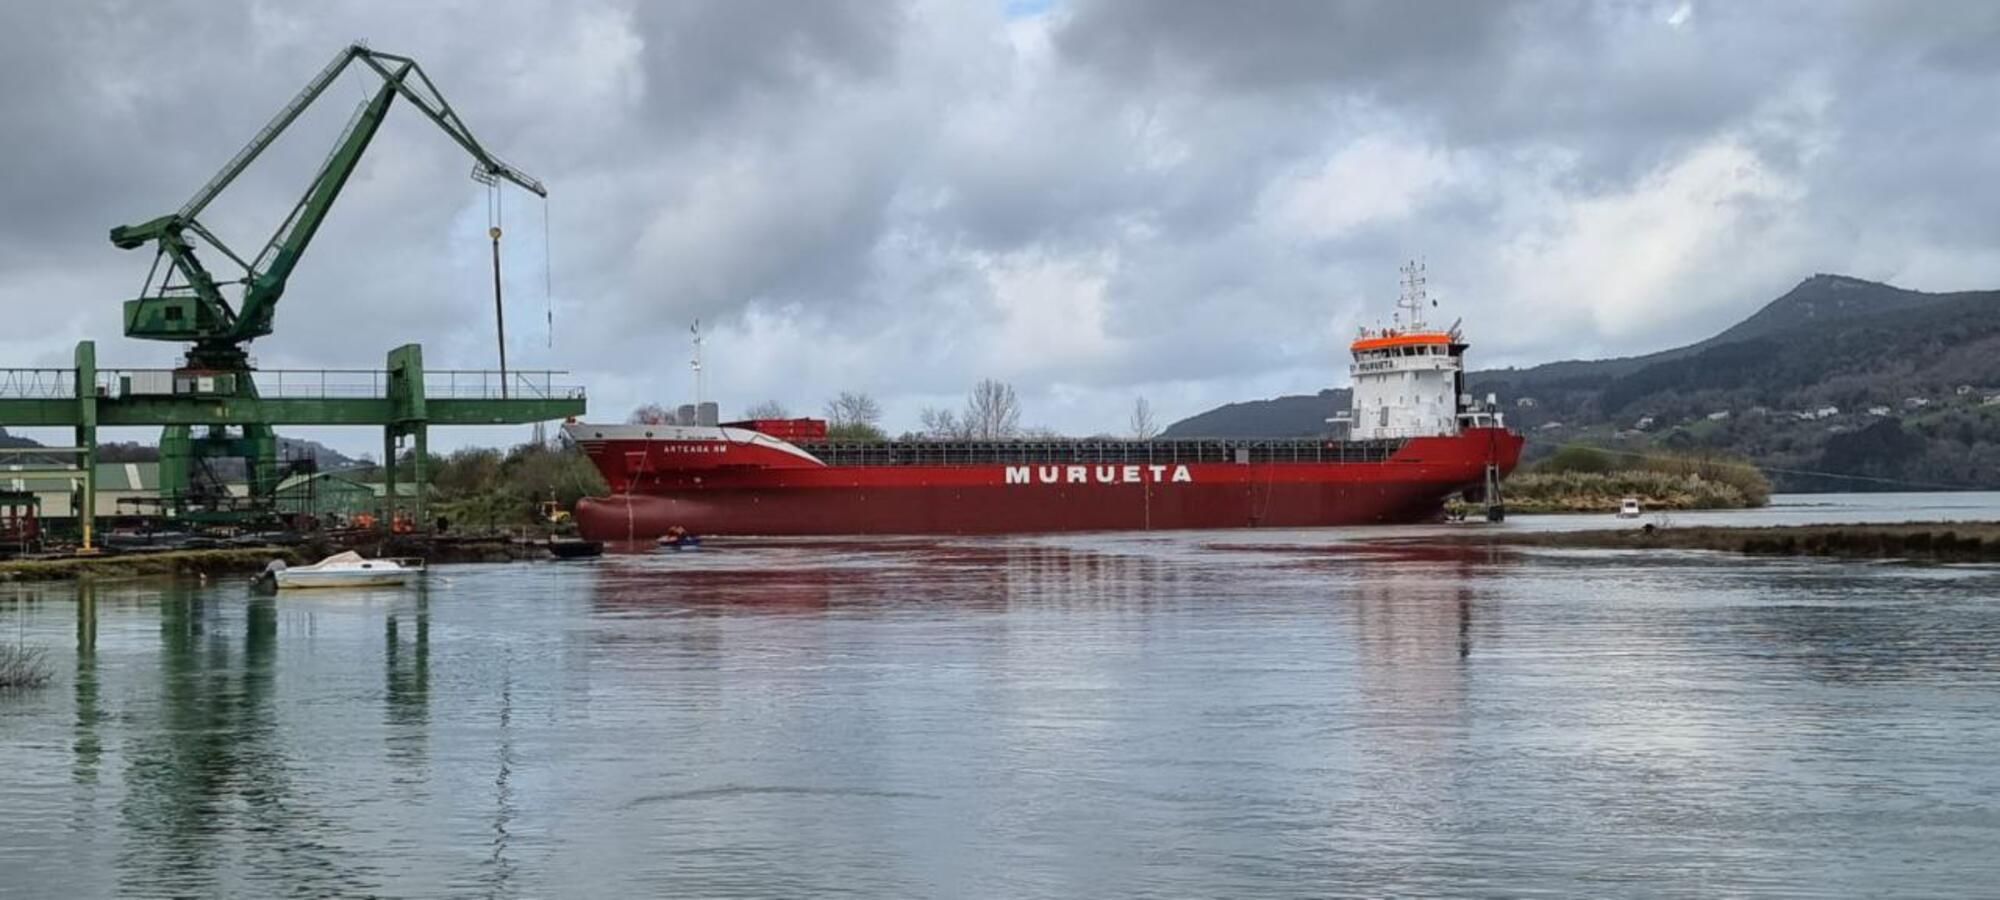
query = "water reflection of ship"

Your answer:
(1348, 544), (1492, 666)
(588, 539), (1194, 615)
(1341, 545), (1496, 843)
